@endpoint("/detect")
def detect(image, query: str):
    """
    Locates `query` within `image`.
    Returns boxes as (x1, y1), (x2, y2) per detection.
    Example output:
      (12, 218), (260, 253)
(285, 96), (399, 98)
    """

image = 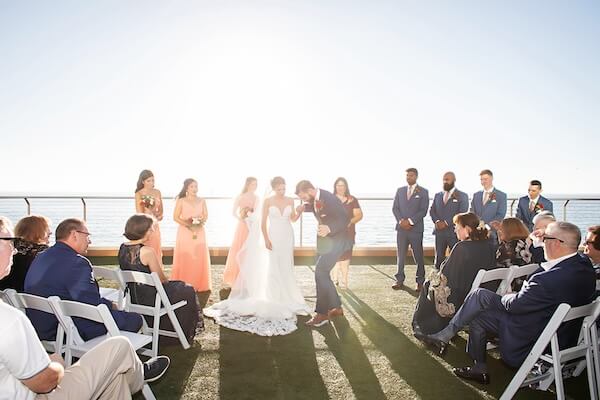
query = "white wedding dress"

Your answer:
(203, 204), (311, 336)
